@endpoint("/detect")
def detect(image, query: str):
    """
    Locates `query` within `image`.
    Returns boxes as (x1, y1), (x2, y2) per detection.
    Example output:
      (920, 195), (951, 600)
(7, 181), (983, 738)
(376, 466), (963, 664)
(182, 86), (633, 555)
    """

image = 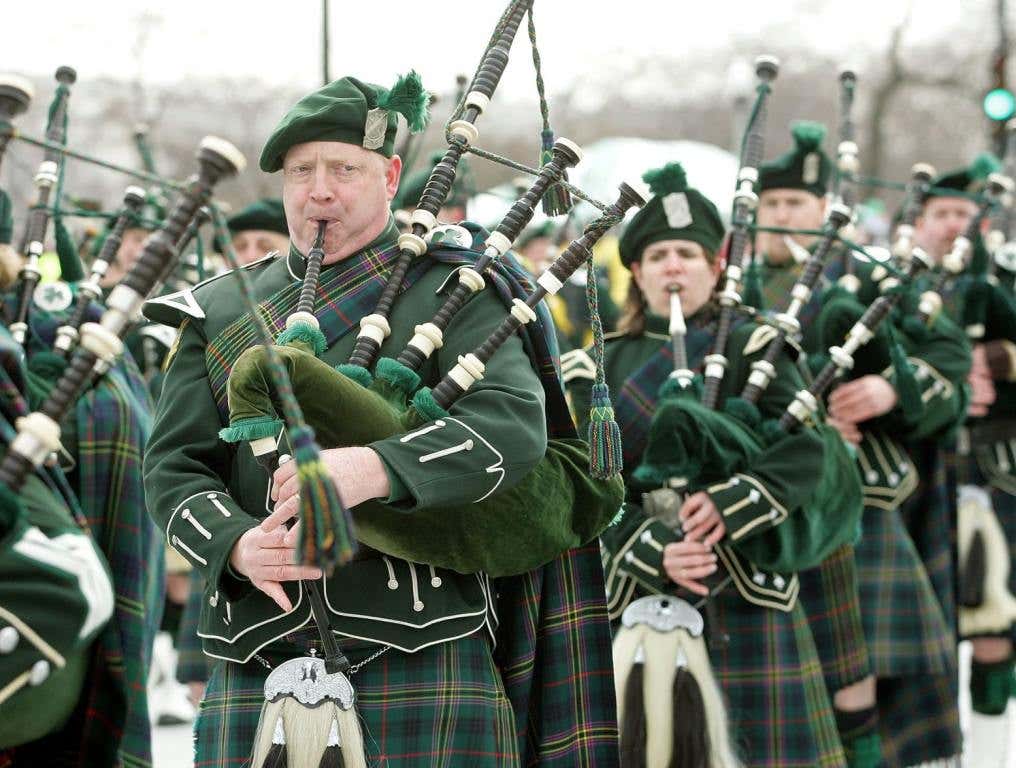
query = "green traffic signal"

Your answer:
(984, 88), (1016, 121)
